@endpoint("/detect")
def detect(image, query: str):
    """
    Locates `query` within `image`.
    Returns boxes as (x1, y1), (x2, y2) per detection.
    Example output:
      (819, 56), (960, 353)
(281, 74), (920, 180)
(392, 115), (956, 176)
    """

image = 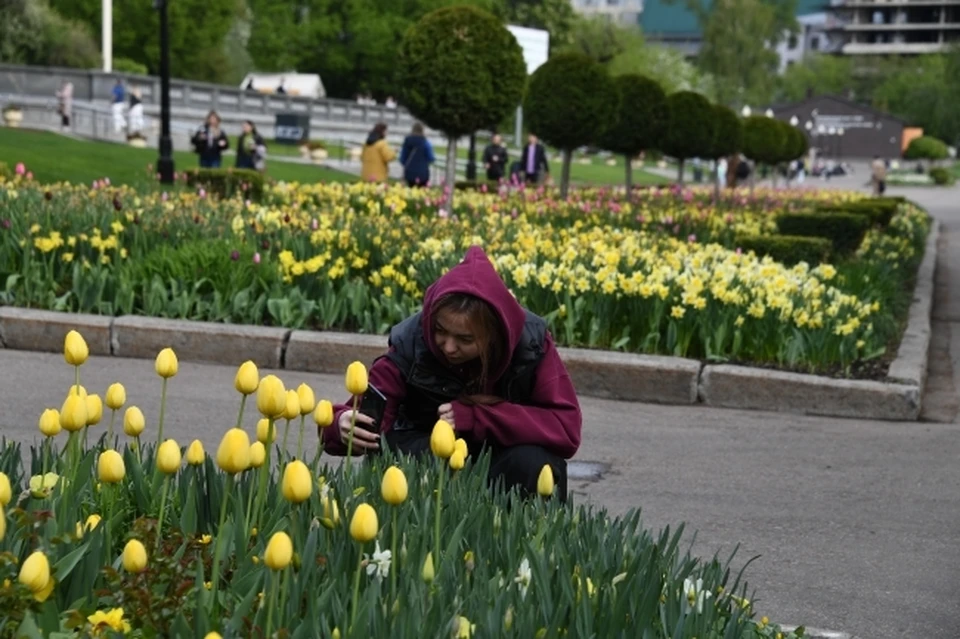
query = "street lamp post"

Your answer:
(155, 0), (175, 184)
